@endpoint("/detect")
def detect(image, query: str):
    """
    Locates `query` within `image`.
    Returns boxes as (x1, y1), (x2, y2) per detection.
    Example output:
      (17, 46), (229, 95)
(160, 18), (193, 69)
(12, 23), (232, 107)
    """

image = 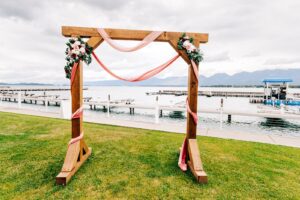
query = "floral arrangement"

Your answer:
(177, 33), (203, 64)
(64, 37), (93, 79)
